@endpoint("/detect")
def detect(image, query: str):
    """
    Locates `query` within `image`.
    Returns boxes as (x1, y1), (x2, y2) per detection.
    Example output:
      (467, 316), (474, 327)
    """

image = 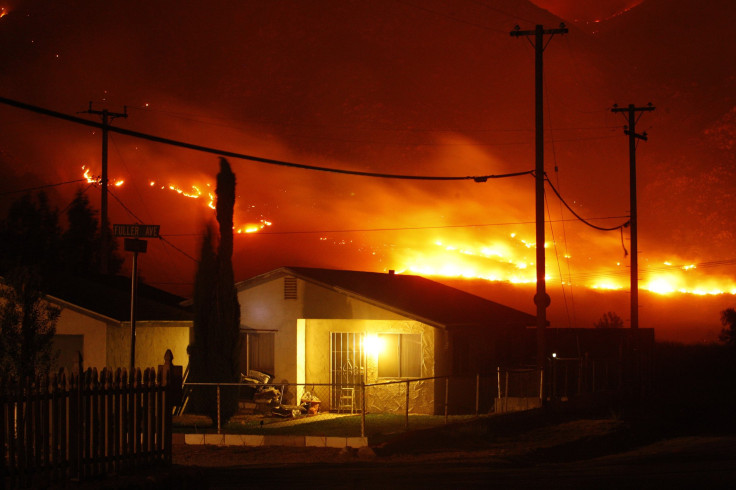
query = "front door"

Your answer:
(330, 332), (365, 412)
